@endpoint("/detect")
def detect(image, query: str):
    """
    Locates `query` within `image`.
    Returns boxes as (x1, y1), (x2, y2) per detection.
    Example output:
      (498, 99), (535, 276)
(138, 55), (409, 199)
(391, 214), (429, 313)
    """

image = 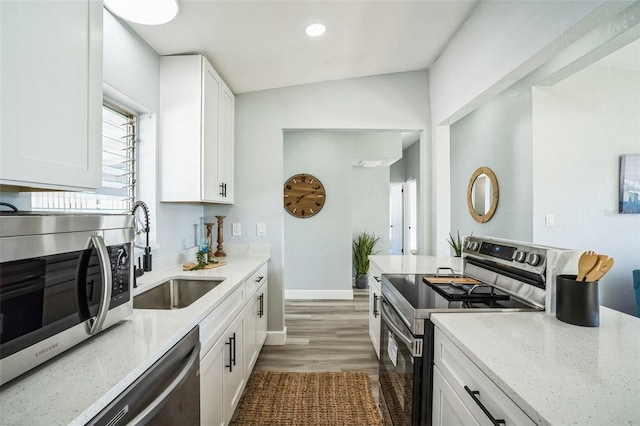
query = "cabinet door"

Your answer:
(432, 366), (479, 426)
(243, 295), (258, 376)
(0, 0), (102, 190)
(223, 313), (245, 425)
(200, 339), (225, 426)
(256, 283), (268, 348)
(159, 55), (203, 202)
(368, 275), (381, 358)
(217, 83), (235, 203)
(202, 60), (221, 202)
